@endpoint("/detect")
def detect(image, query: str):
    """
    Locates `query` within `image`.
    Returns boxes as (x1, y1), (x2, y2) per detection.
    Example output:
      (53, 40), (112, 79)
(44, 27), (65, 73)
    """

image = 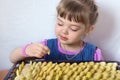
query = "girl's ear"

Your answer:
(85, 25), (95, 36)
(89, 25), (94, 32)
